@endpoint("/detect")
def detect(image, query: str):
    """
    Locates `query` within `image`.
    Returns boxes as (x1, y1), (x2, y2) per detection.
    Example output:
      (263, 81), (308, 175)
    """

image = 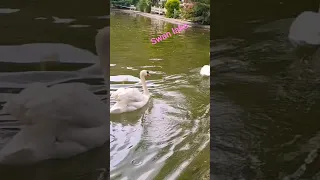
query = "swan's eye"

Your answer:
(146, 71), (150, 76)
